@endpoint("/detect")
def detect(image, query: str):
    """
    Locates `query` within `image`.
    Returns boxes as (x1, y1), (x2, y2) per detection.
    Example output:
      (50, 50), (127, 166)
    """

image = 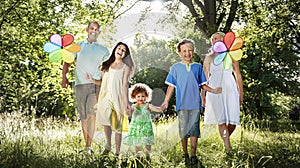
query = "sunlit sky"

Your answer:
(83, 0), (244, 48)
(96, 0), (187, 47)
(123, 0), (168, 15)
